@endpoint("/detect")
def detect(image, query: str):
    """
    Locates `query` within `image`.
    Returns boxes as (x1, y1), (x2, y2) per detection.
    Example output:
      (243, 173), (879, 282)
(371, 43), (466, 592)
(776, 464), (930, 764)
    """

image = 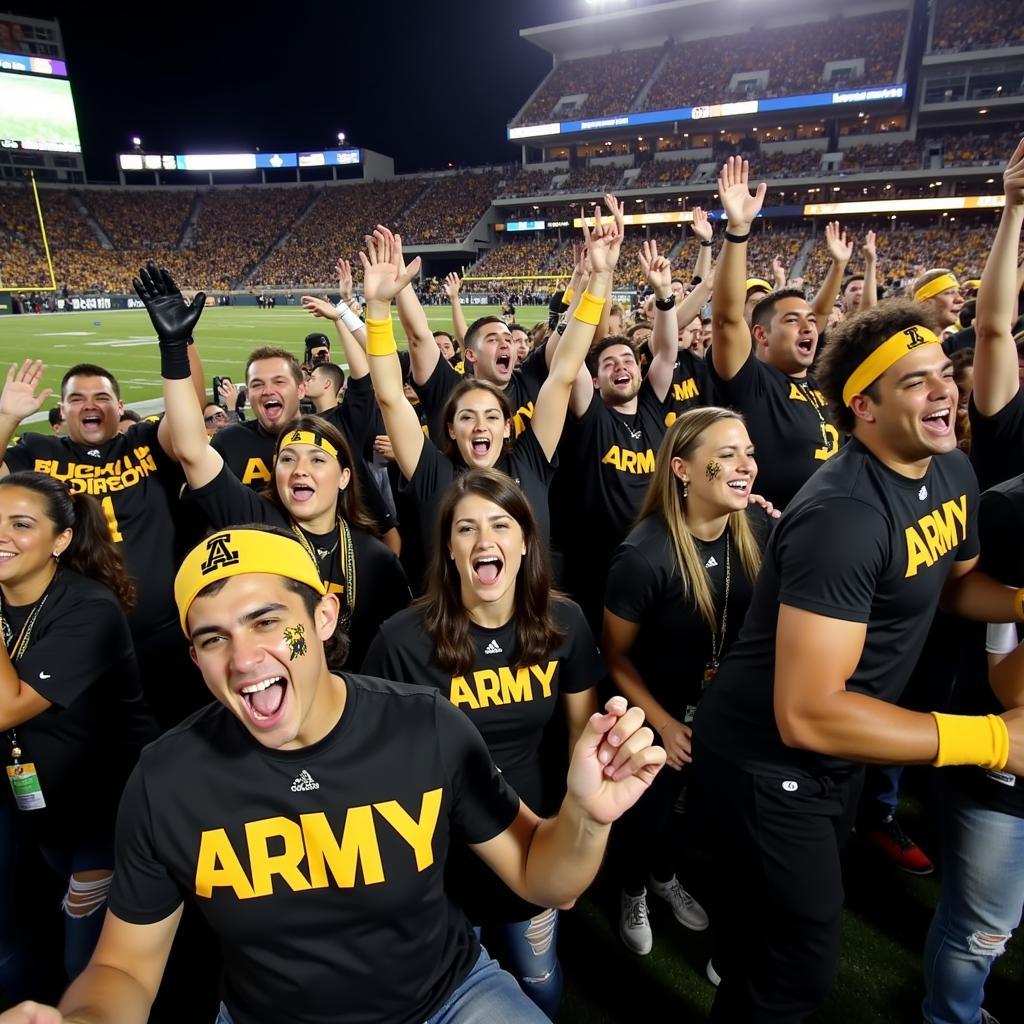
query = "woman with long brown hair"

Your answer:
(0, 471), (156, 996)
(161, 337), (411, 669)
(602, 407), (775, 957)
(363, 469), (602, 1019)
